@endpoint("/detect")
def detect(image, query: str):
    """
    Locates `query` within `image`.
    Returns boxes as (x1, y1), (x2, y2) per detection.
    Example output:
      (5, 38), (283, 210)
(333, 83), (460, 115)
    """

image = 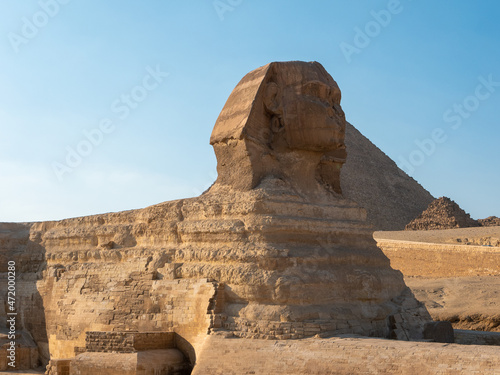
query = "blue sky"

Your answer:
(1, 0), (499, 223)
